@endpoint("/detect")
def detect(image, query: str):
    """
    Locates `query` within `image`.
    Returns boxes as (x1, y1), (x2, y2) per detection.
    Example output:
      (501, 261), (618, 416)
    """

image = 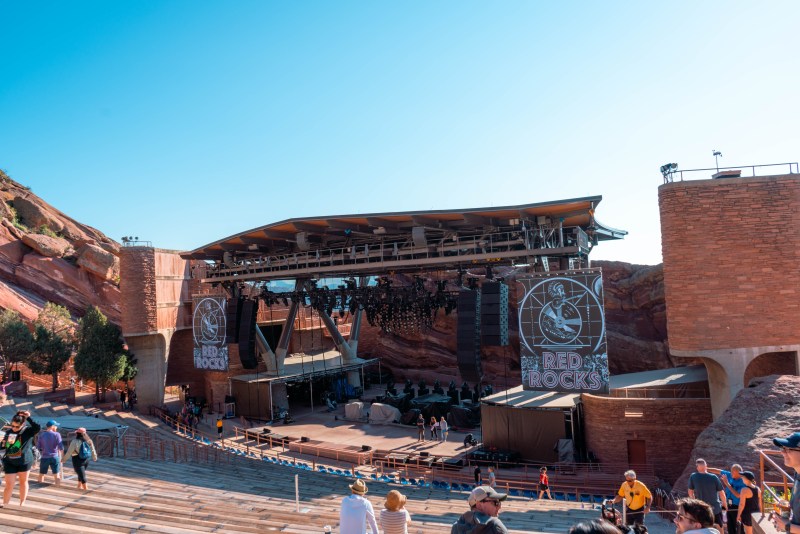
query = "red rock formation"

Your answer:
(0, 170), (120, 323)
(359, 261), (674, 387)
